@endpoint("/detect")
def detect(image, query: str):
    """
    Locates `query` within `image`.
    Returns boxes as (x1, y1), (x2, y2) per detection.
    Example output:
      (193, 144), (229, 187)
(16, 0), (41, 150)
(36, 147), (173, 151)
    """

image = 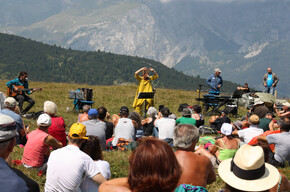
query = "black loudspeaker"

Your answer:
(223, 106), (237, 115)
(80, 88), (93, 101)
(232, 90), (244, 98)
